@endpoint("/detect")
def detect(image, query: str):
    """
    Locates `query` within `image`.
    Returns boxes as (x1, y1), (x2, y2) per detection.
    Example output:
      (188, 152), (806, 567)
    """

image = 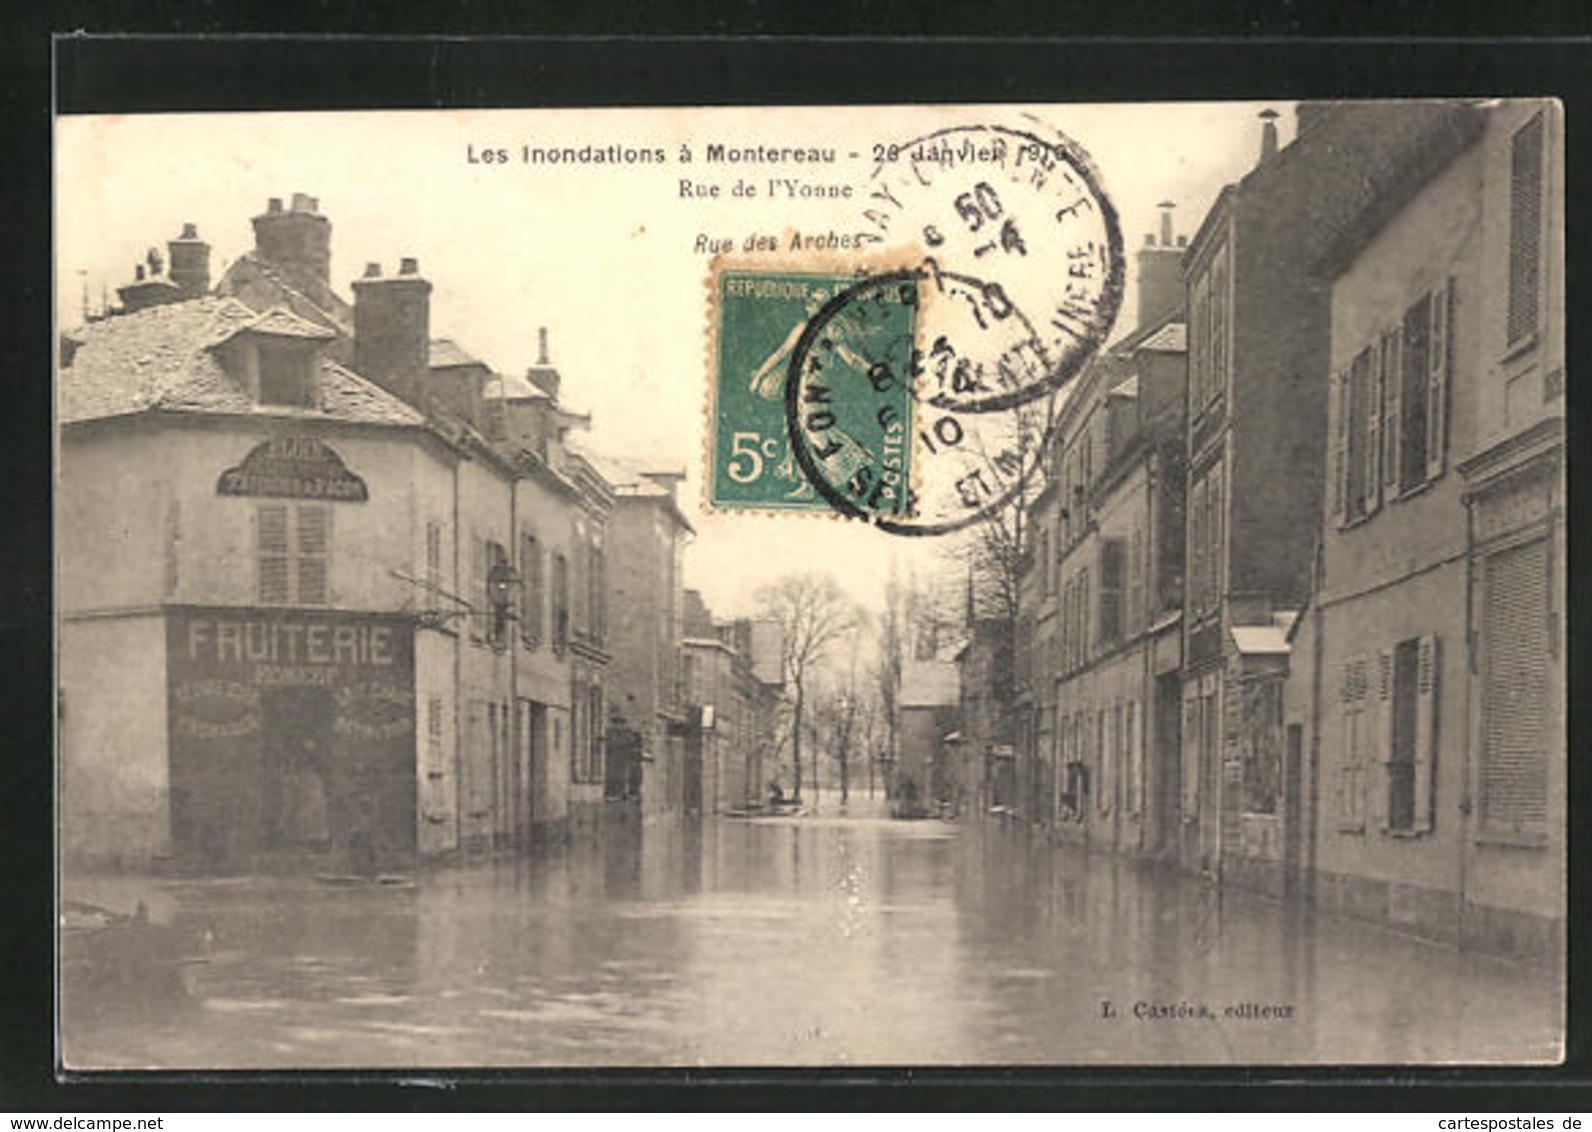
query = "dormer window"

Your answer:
(258, 341), (316, 407)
